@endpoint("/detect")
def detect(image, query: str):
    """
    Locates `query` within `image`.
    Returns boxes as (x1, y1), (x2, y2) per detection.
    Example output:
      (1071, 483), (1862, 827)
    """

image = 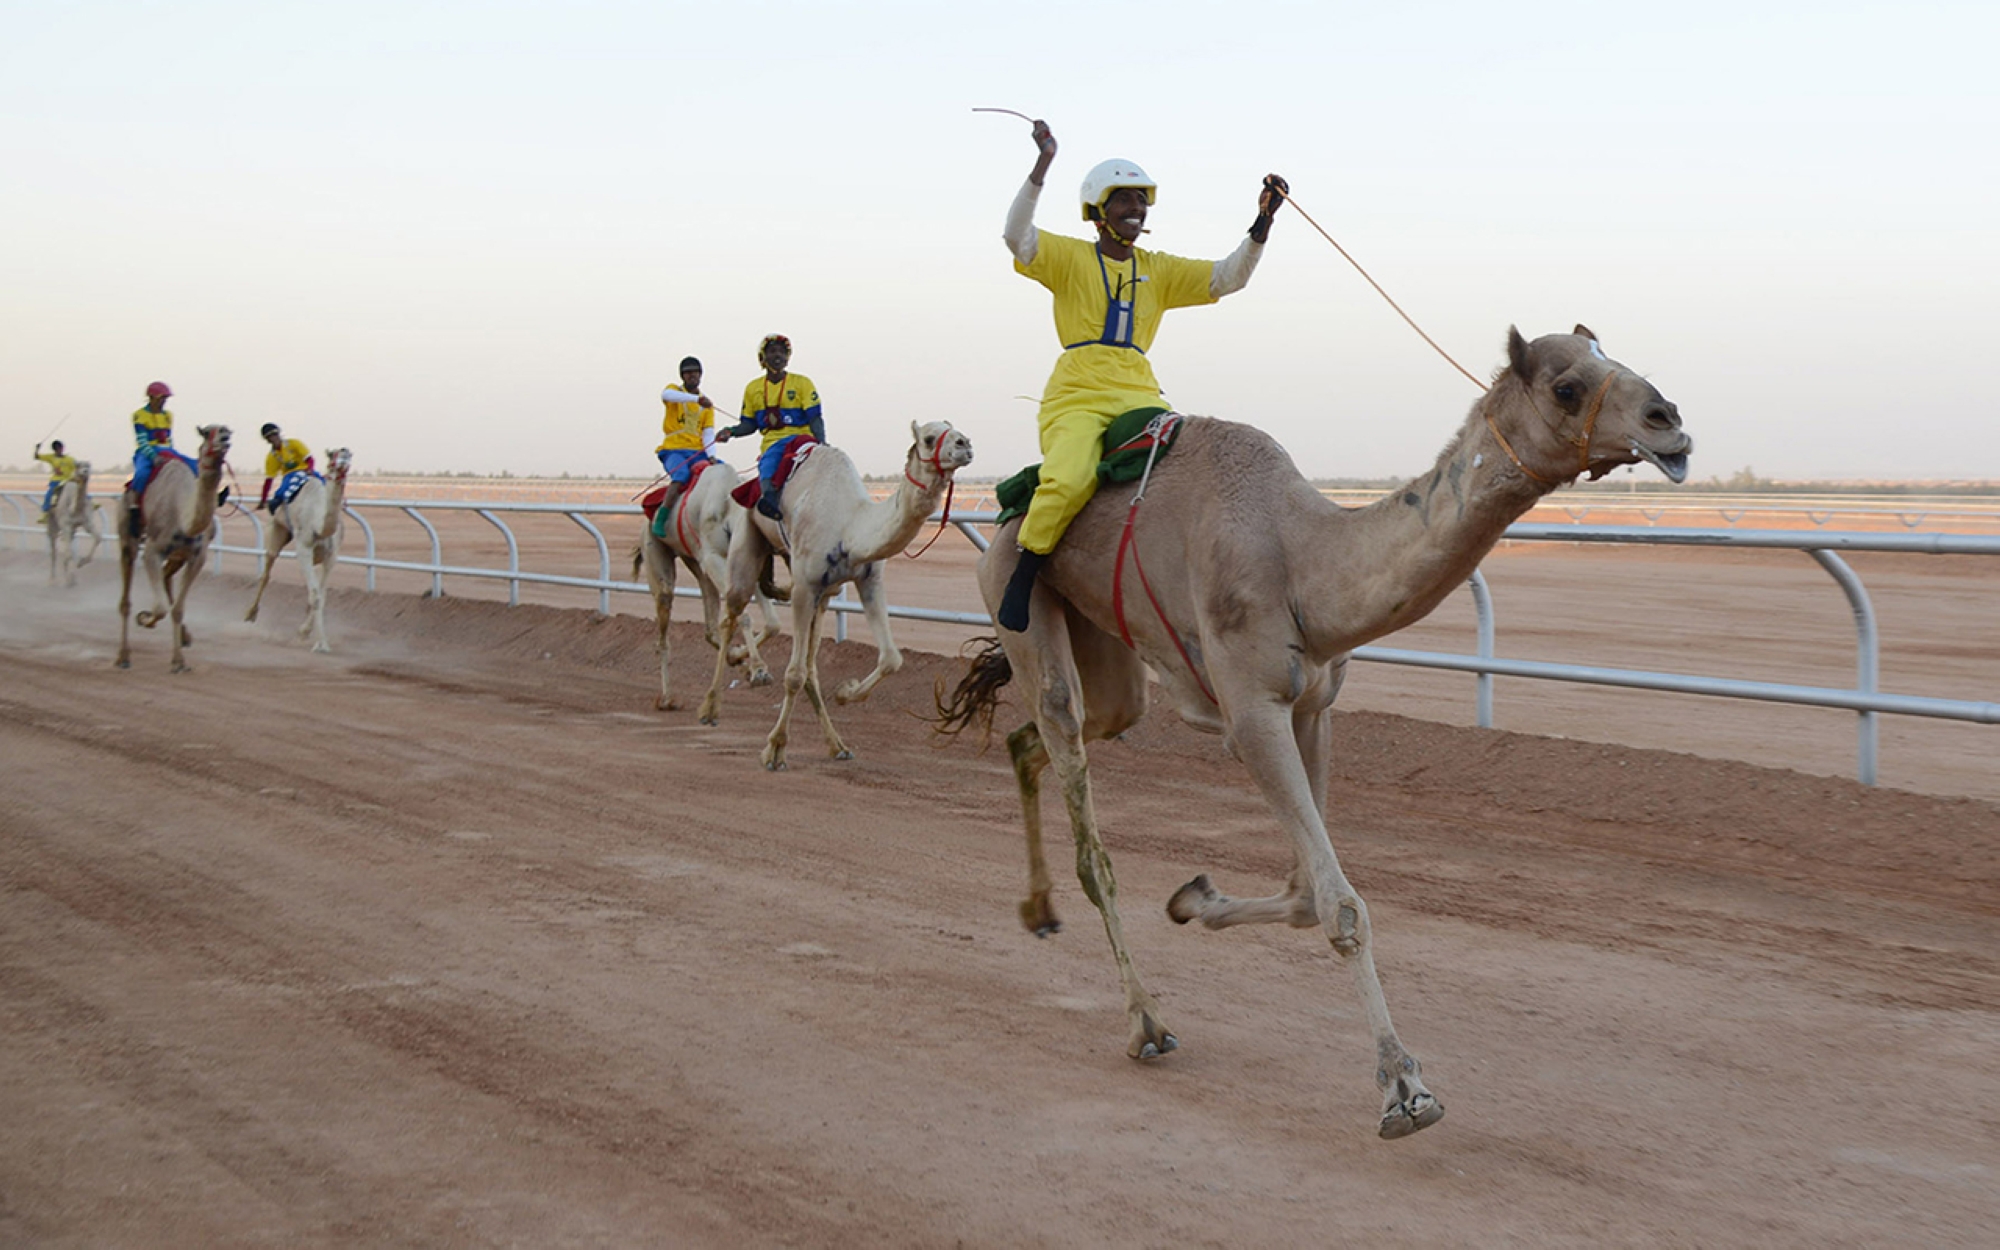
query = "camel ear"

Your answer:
(1507, 326), (1531, 377)
(1573, 323), (1597, 342)
(910, 420), (921, 445)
